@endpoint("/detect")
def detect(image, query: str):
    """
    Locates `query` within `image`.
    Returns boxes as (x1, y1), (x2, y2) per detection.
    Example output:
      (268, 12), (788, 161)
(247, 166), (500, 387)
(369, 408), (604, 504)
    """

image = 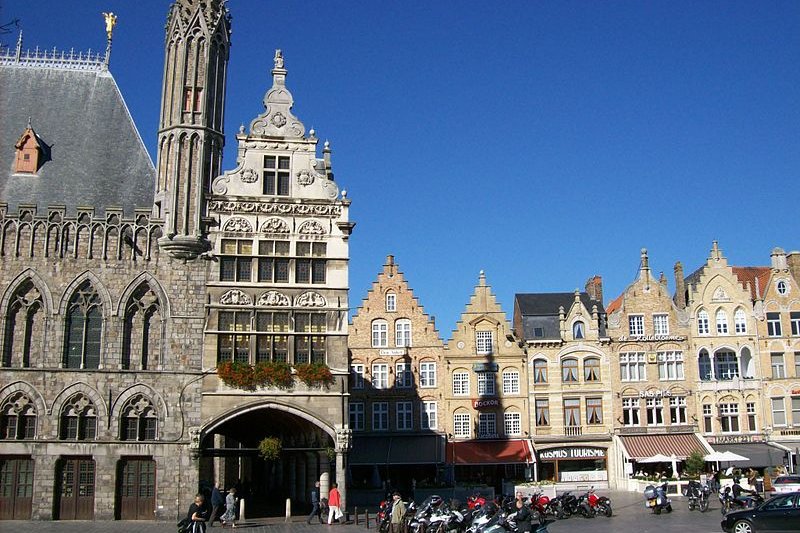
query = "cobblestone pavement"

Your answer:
(4, 491), (727, 533)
